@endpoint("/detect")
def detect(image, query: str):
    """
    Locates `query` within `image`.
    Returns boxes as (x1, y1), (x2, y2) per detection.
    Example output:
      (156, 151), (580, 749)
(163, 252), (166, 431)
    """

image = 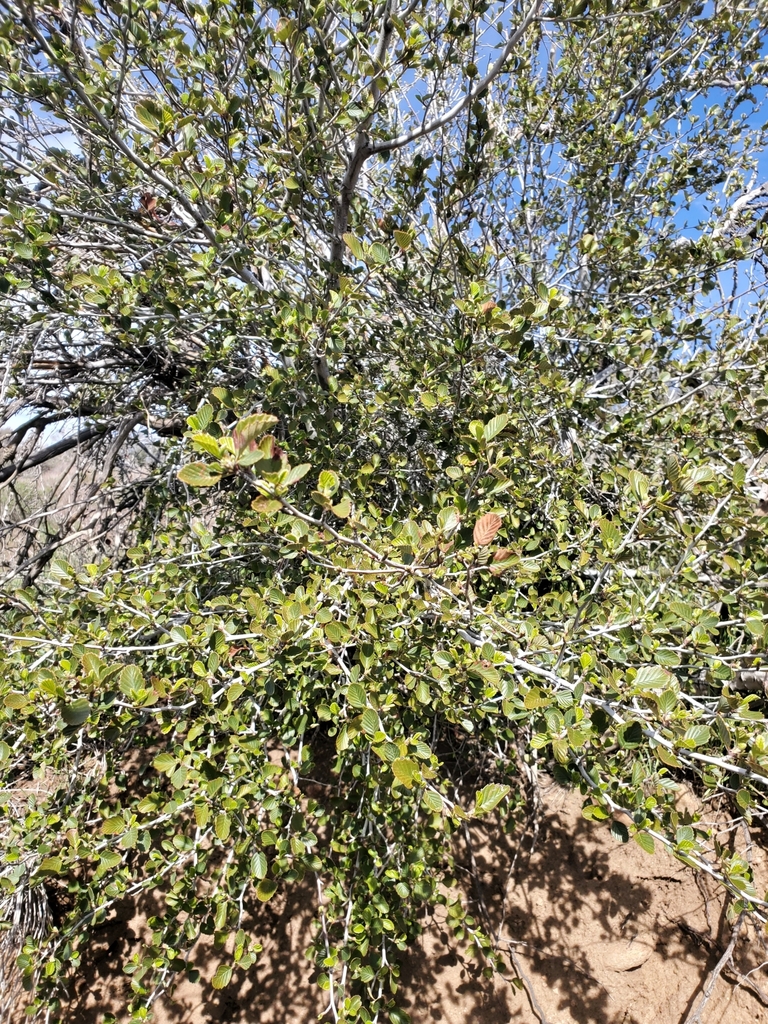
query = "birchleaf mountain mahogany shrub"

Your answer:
(2, 0), (768, 1020)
